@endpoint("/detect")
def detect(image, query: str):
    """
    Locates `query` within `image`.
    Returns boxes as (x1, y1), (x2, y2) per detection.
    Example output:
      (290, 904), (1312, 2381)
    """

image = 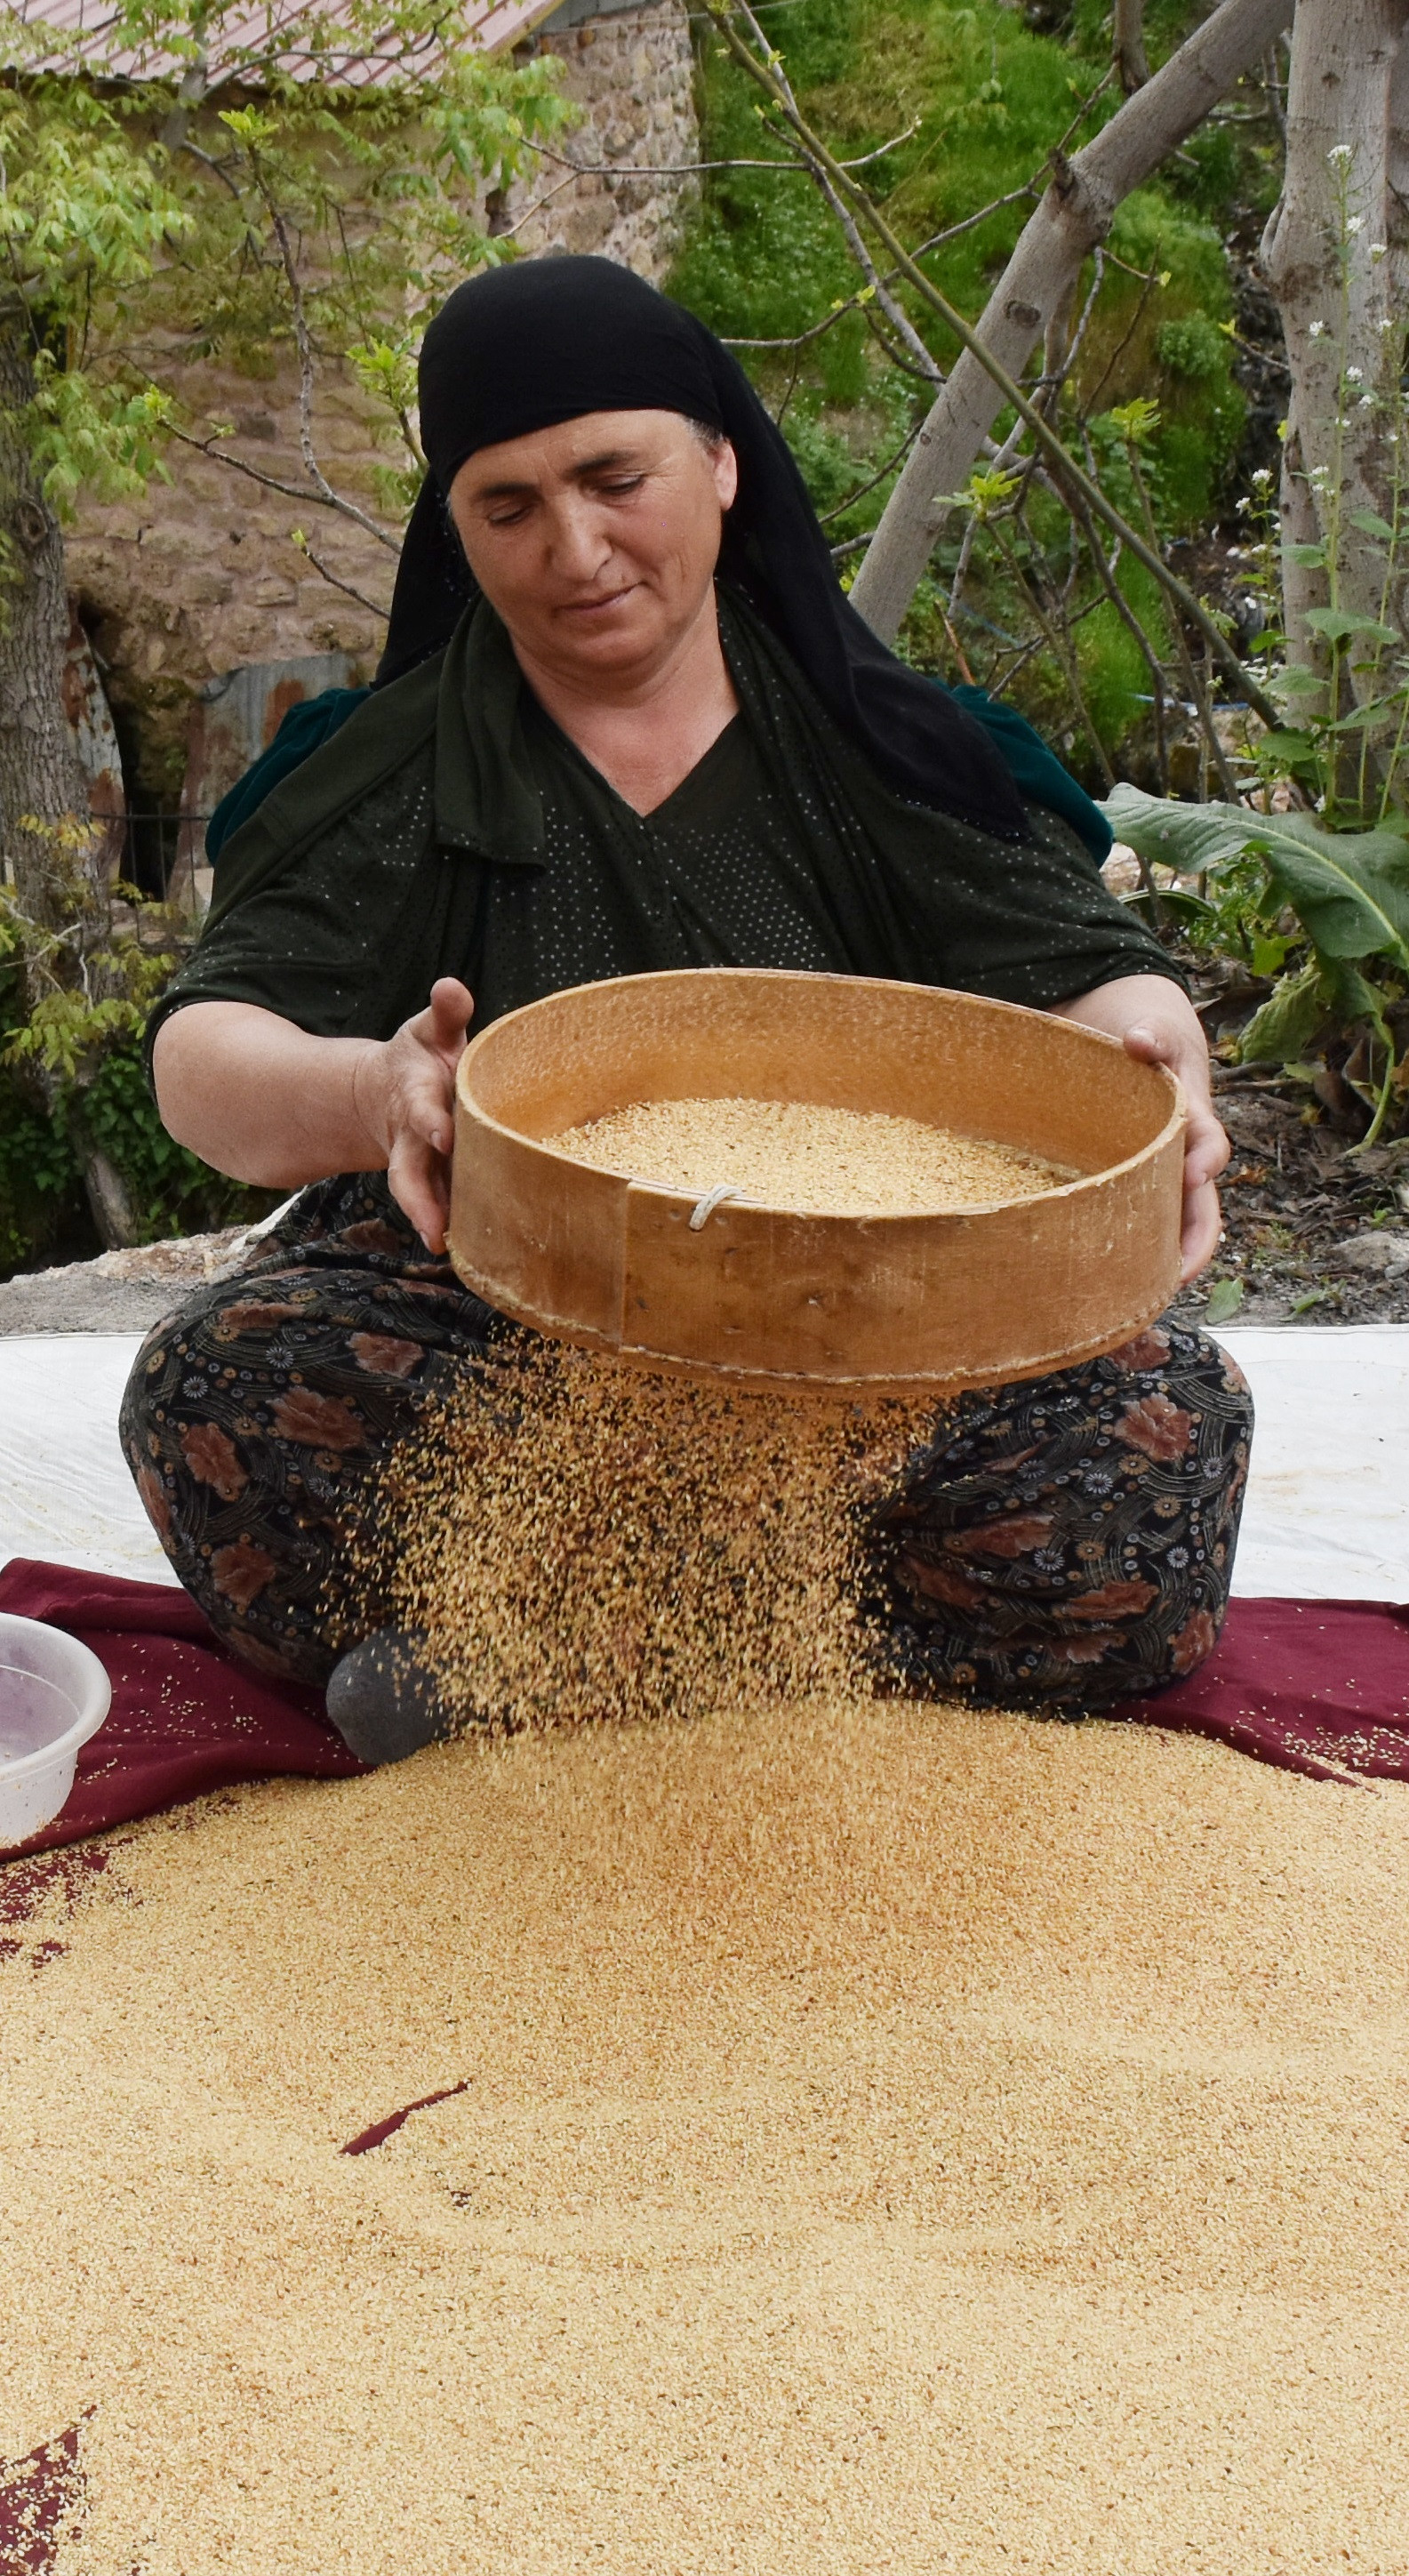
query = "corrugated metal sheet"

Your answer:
(6, 0), (564, 84)
(174, 651), (357, 888)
